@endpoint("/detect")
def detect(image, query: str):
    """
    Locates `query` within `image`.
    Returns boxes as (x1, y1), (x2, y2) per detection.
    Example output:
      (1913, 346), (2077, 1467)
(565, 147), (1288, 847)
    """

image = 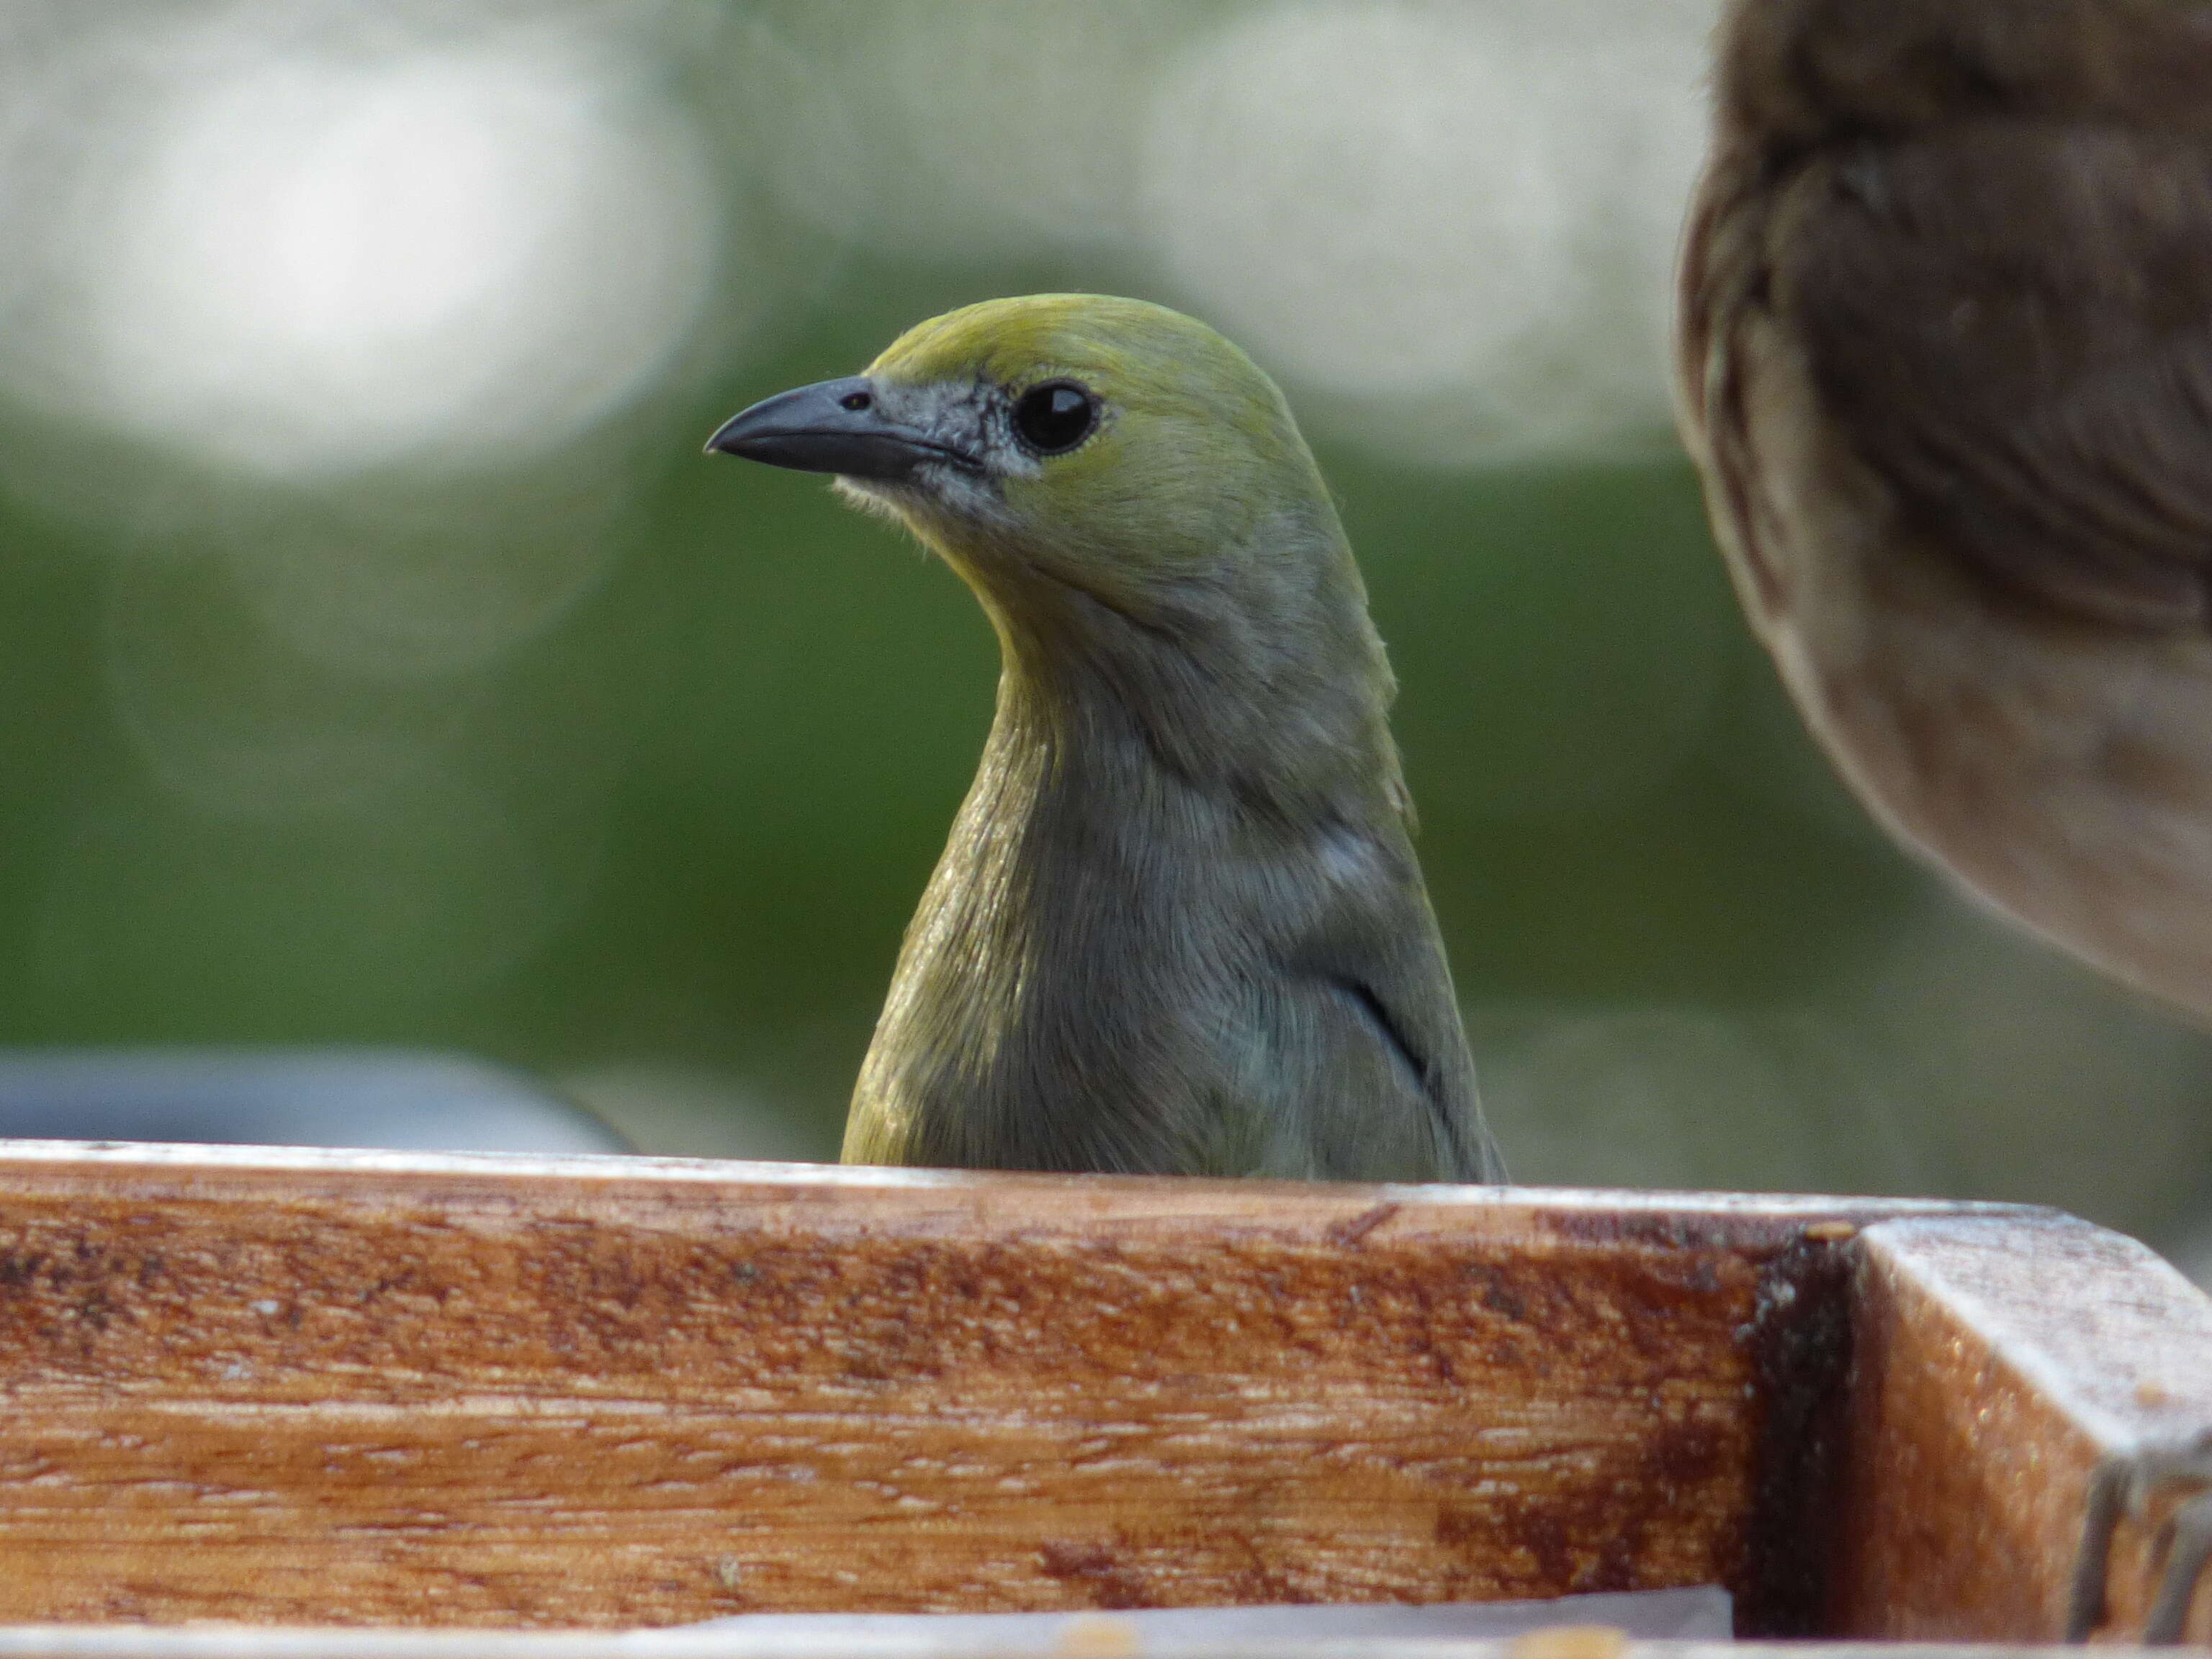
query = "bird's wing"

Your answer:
(1321, 966), (1503, 1182)
(1784, 121), (2212, 629)
(1264, 882), (1502, 1185)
